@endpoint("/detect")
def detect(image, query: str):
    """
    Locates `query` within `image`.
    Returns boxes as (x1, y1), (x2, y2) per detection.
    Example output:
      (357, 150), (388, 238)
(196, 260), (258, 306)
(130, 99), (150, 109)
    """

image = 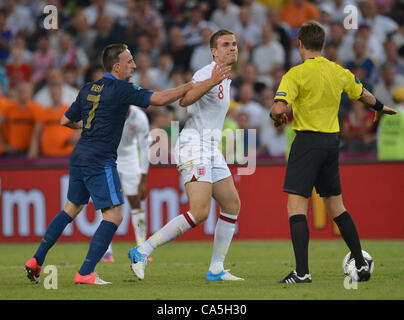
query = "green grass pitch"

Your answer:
(1, 240), (403, 300)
